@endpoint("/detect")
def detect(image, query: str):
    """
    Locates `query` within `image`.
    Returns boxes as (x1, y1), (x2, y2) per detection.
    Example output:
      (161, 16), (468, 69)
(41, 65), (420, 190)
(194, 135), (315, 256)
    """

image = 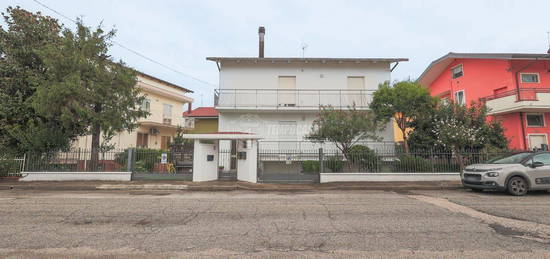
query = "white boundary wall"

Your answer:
(320, 172), (460, 183)
(19, 171), (132, 181)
